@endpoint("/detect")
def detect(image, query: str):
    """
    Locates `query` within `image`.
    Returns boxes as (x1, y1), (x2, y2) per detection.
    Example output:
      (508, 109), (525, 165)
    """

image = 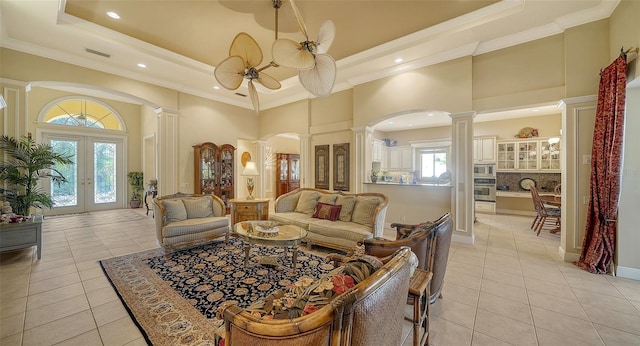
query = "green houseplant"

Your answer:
(0, 135), (73, 216)
(127, 171), (144, 208)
